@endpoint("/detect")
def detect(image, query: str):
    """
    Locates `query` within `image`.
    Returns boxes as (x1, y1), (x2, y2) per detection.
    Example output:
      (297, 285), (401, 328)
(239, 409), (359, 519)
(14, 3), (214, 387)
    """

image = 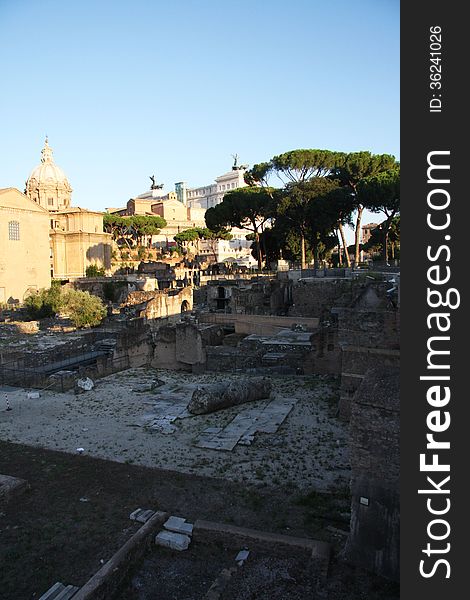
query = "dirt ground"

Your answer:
(0, 369), (398, 599)
(0, 441), (398, 600)
(0, 369), (350, 491)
